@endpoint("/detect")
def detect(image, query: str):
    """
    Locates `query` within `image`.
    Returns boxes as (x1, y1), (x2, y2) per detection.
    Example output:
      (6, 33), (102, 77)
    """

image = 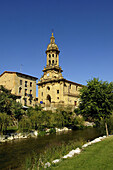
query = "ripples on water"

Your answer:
(0, 128), (101, 170)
